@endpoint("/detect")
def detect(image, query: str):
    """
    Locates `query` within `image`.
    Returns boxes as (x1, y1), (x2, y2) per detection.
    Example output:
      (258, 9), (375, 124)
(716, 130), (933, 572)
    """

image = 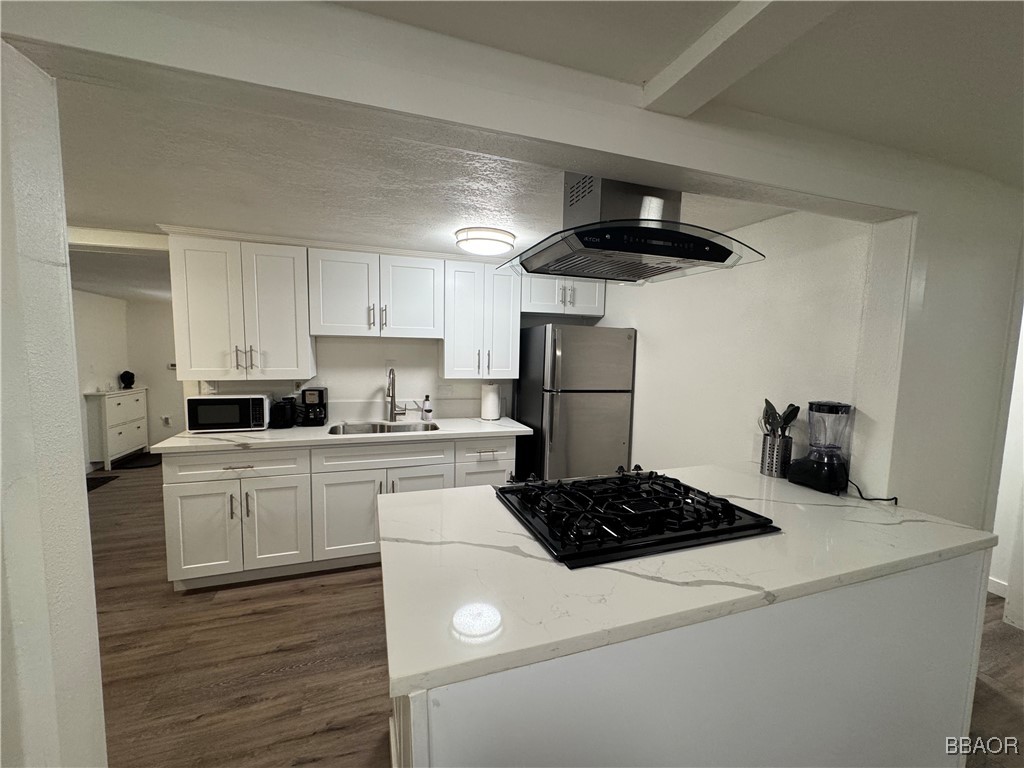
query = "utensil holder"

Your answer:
(760, 434), (792, 478)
